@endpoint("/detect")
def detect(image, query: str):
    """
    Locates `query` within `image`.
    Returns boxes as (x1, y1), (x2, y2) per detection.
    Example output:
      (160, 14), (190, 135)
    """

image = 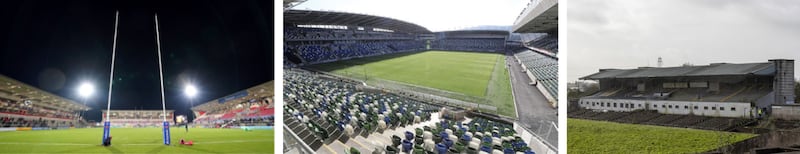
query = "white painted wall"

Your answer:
(578, 98), (752, 118)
